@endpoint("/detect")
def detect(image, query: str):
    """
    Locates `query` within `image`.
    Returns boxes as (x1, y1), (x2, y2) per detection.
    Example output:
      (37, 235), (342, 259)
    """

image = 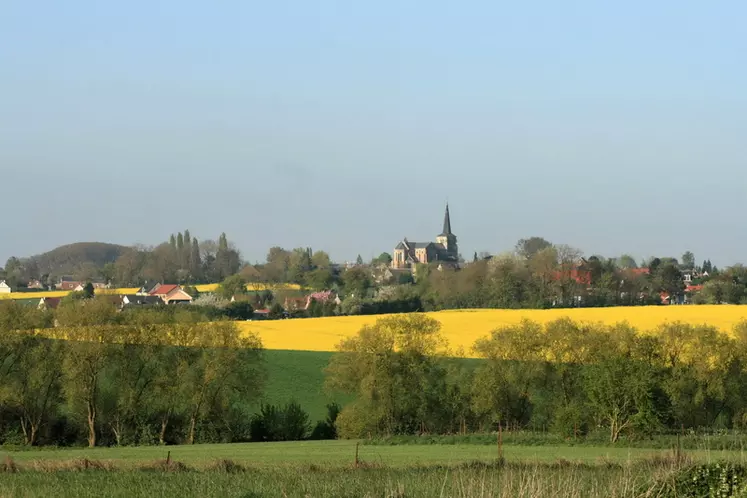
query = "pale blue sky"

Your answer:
(2, 1), (746, 266)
